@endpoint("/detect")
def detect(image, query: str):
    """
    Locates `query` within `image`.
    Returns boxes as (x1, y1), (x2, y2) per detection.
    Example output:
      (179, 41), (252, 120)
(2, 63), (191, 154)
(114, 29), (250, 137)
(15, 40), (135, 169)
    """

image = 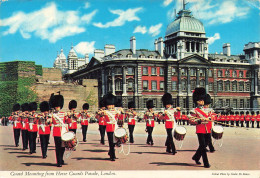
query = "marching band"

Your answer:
(6, 88), (260, 168)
